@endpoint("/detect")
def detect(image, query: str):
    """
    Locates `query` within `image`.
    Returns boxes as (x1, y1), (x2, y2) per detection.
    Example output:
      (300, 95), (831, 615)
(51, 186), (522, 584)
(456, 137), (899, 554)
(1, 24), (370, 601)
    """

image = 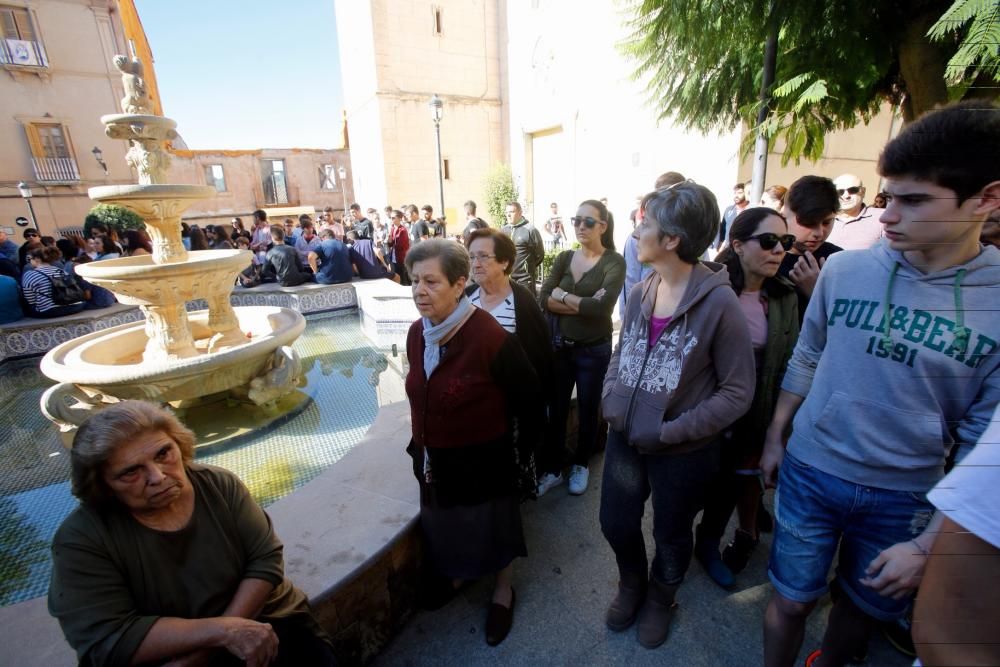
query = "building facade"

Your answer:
(167, 146), (354, 227)
(0, 0), (138, 237)
(334, 0), (506, 227)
